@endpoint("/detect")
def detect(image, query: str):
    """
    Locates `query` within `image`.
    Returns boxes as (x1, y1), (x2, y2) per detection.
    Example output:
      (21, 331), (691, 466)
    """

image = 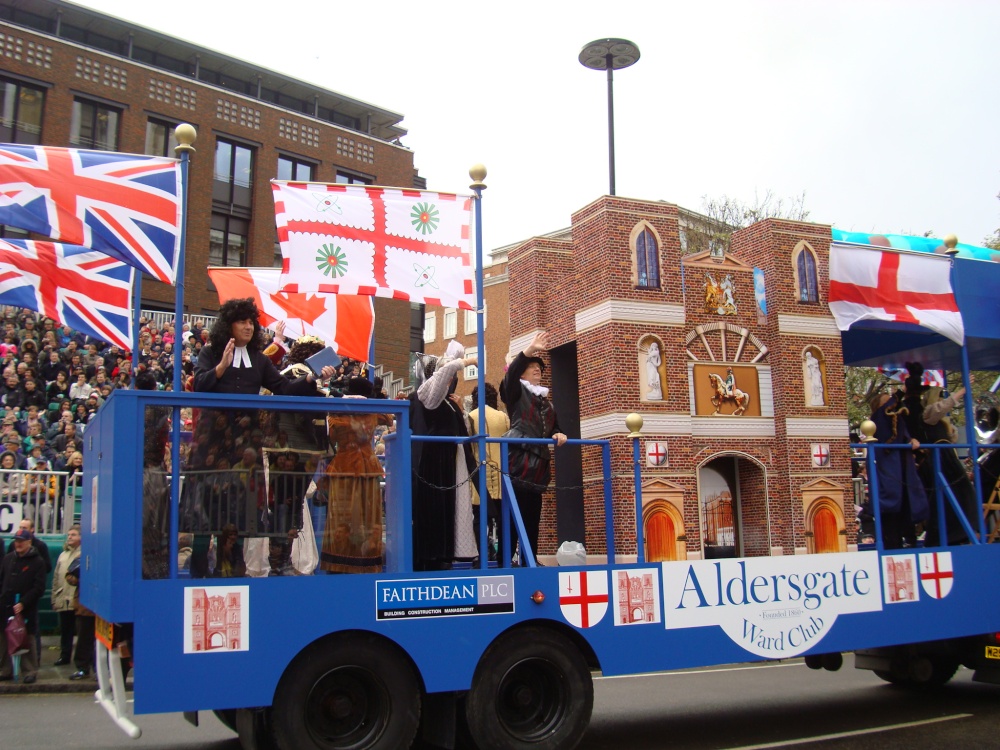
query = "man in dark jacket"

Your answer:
(0, 528), (47, 683)
(6, 518), (52, 573)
